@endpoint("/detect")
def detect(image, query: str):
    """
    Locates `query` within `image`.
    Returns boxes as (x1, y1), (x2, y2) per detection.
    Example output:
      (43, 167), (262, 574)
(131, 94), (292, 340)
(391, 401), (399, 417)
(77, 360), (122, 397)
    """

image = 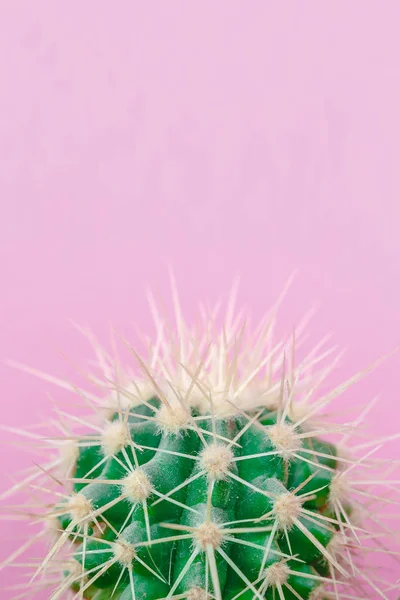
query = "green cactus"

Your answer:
(2, 285), (398, 599)
(56, 397), (342, 600)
